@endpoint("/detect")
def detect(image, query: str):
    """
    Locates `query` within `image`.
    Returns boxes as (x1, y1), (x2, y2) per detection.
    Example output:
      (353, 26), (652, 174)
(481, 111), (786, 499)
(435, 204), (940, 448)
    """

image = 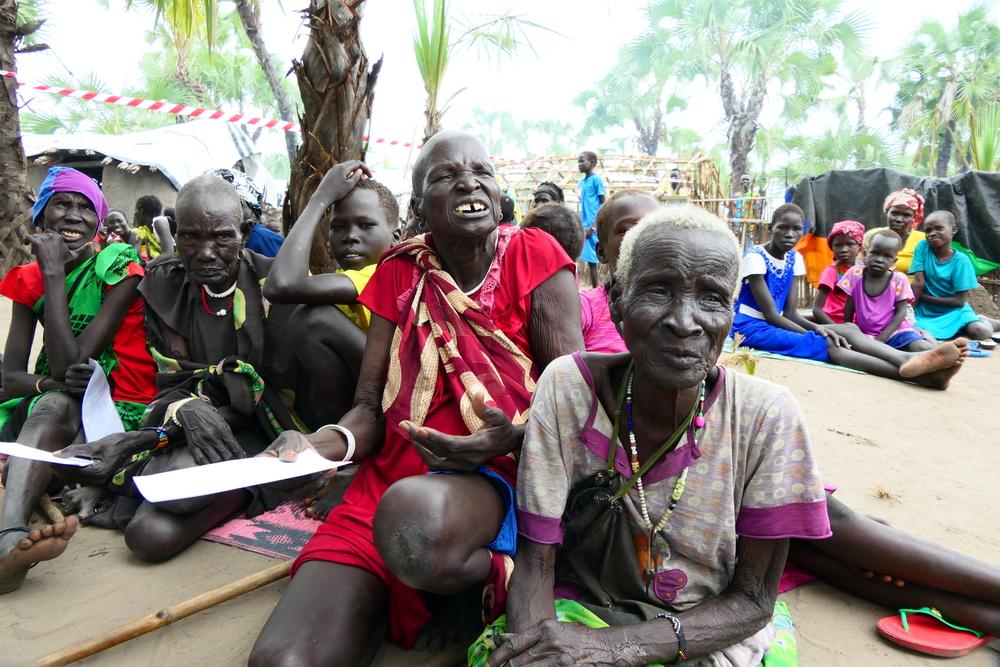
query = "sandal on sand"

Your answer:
(877, 607), (994, 657)
(971, 339), (997, 351)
